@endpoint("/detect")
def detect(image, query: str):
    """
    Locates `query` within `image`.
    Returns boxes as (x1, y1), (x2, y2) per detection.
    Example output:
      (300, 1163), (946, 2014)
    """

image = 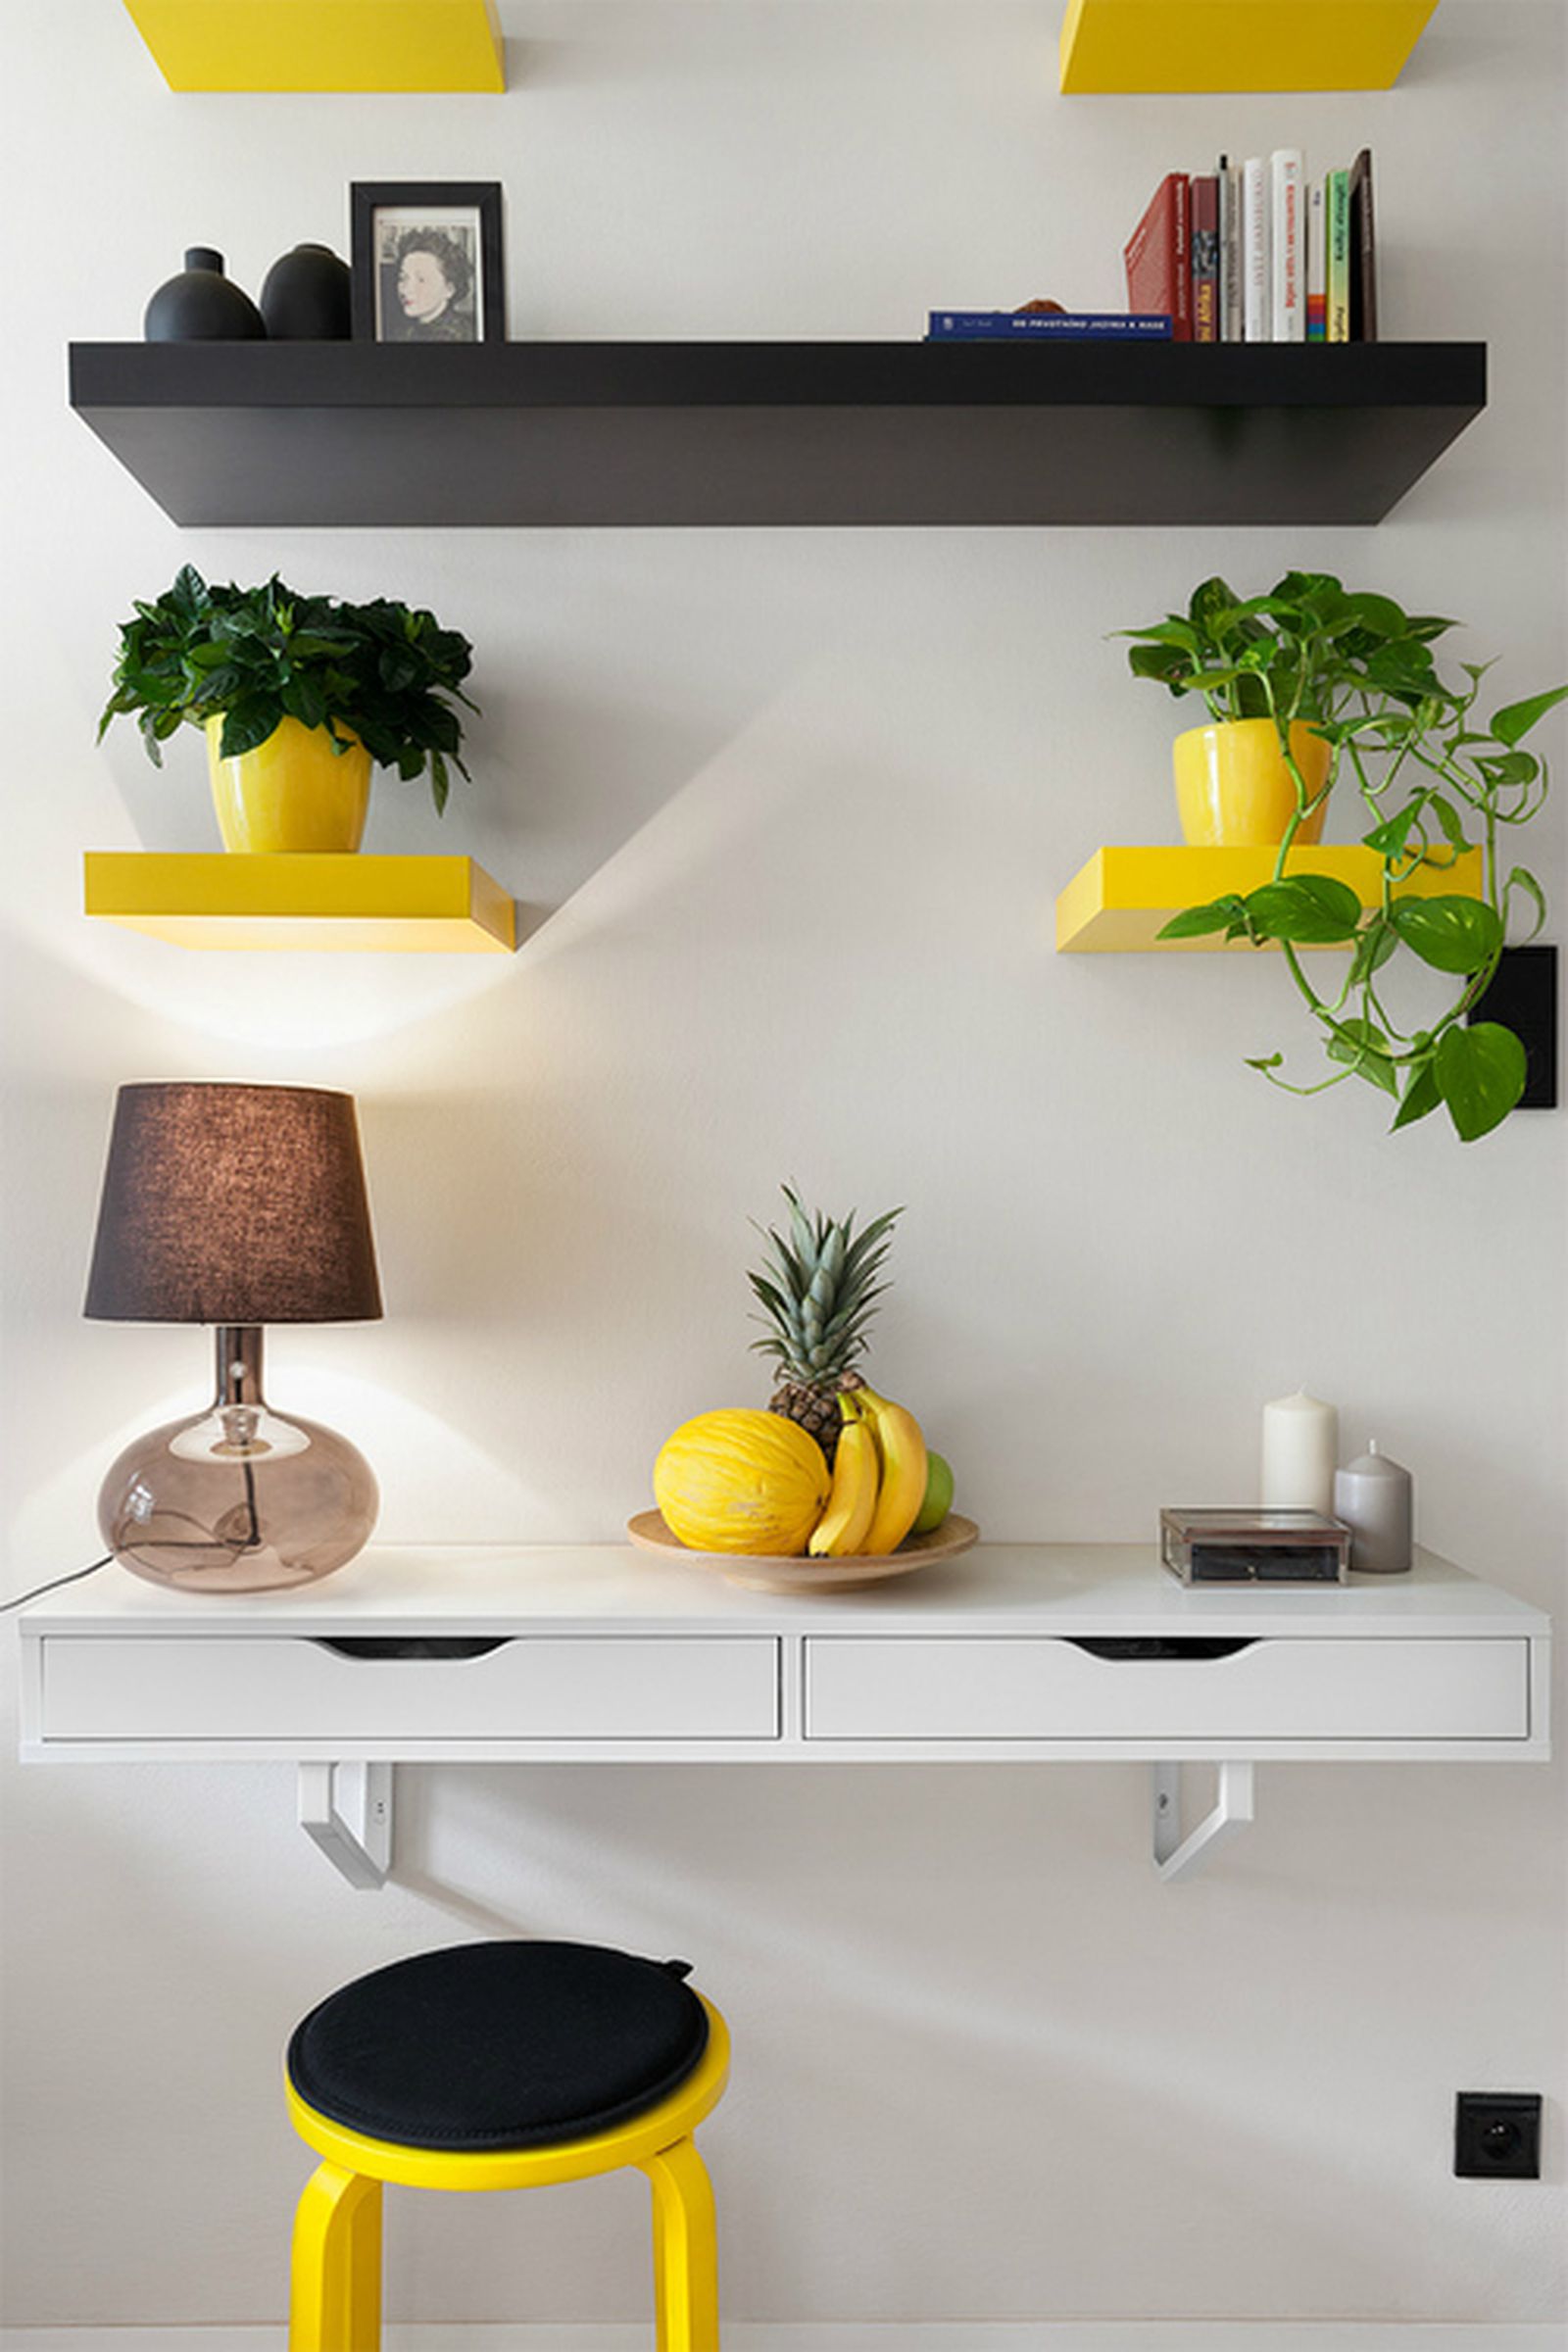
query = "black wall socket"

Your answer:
(1454, 2092), (1543, 2179)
